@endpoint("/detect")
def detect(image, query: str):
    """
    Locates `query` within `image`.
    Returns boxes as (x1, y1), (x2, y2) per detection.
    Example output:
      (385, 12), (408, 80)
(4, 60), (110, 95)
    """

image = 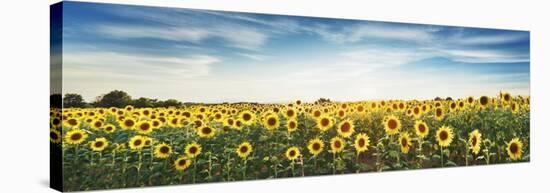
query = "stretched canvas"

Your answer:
(50, 1), (530, 192)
